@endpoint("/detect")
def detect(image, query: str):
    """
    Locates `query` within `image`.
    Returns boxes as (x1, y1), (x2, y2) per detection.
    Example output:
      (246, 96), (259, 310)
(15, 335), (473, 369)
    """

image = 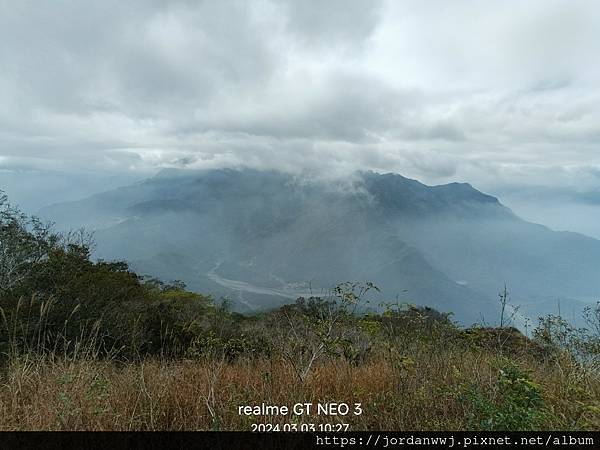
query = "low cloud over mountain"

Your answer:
(41, 169), (600, 326)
